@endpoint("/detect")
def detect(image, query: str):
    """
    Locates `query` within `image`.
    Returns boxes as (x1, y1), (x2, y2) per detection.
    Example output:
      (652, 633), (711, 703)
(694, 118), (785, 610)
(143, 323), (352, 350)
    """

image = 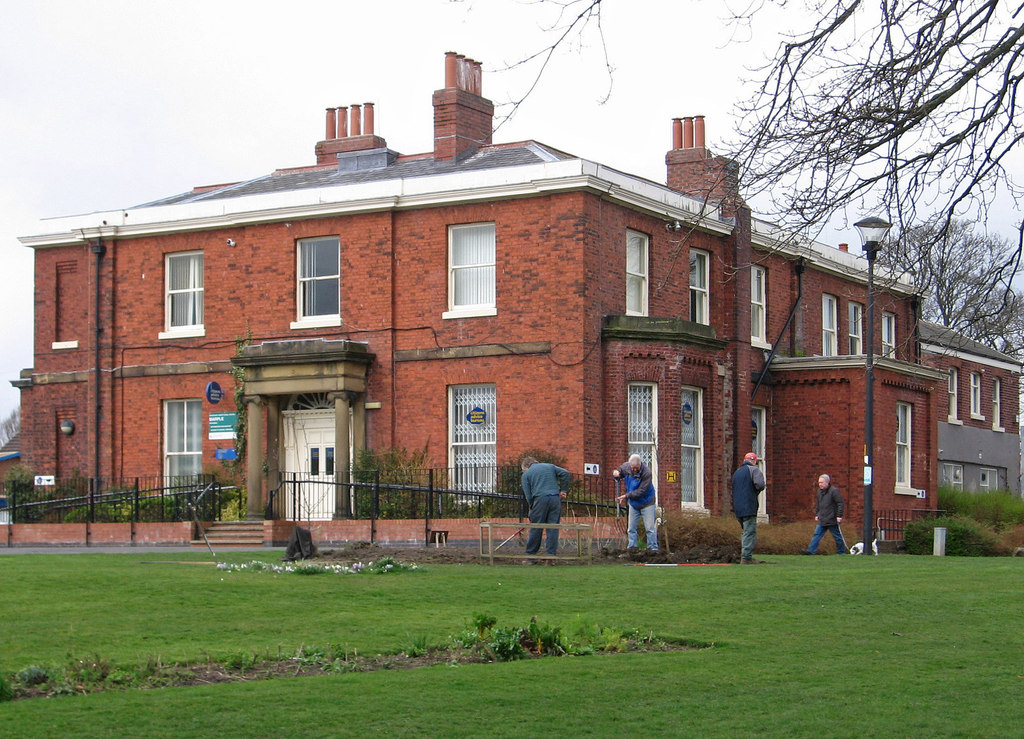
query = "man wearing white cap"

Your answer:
(732, 451), (766, 563)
